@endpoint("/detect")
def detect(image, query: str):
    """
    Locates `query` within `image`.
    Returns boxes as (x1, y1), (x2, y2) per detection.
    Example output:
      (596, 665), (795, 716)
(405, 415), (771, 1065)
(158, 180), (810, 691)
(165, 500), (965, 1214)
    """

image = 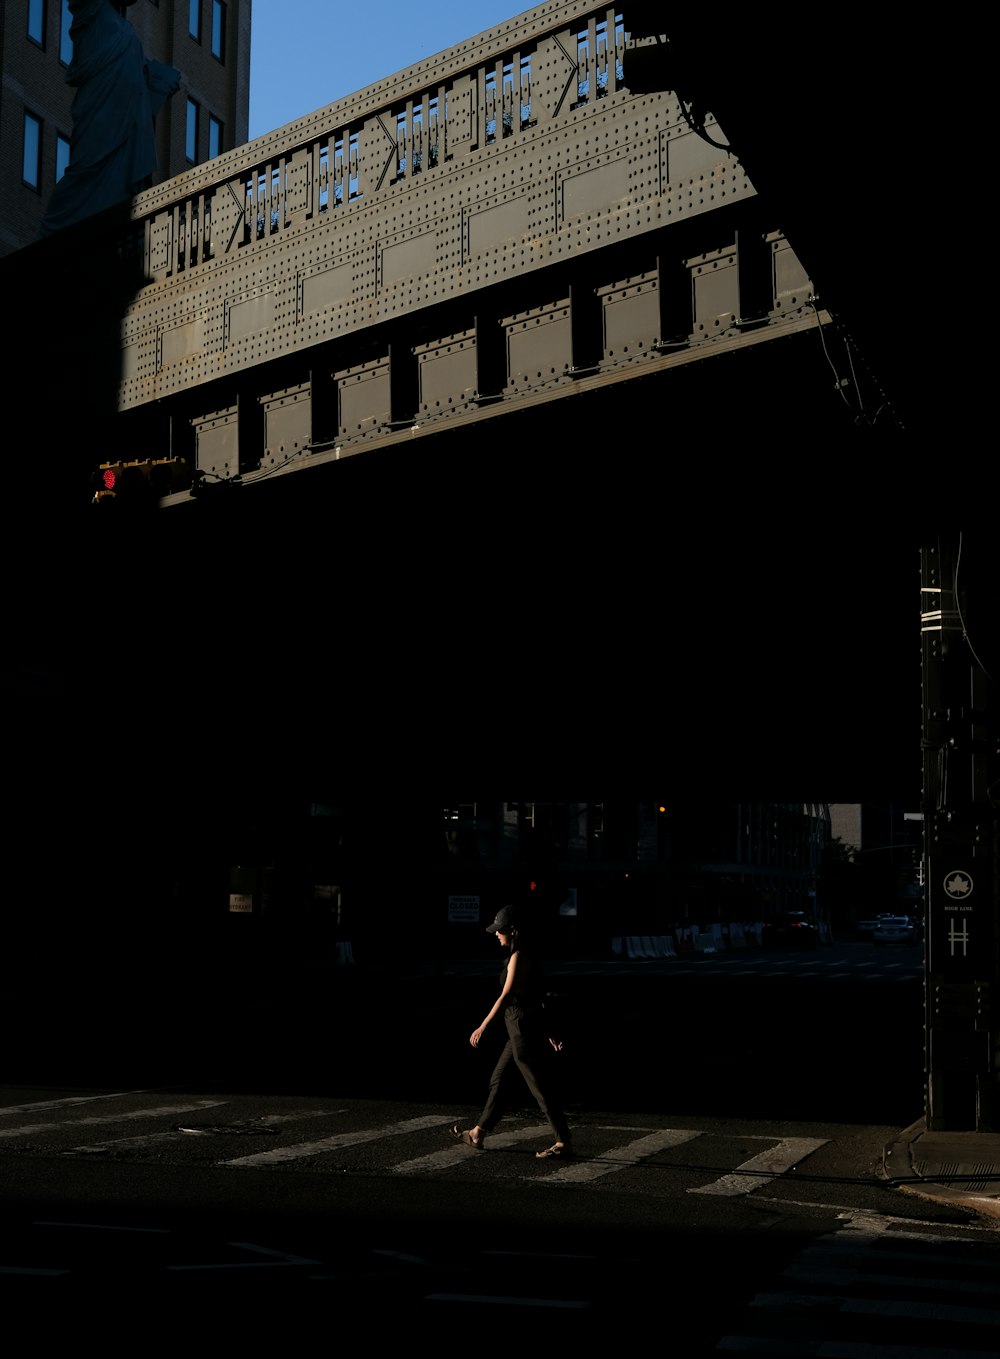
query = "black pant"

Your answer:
(477, 1004), (570, 1142)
